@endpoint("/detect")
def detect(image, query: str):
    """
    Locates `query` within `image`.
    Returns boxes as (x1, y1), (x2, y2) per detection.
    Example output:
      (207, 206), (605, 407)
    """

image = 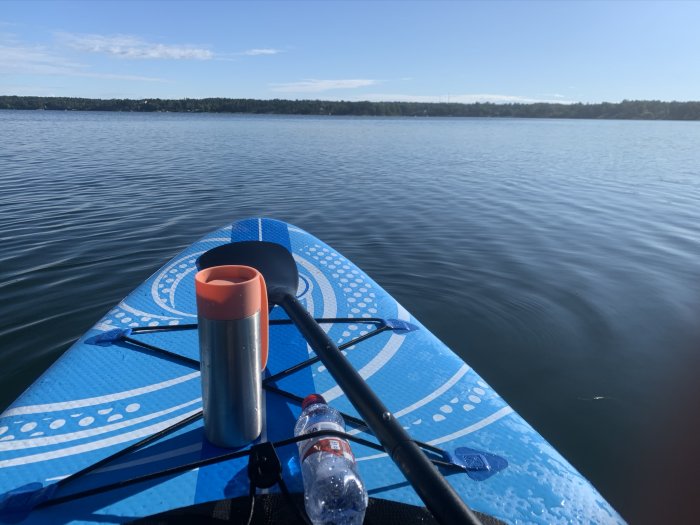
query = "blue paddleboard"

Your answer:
(0, 218), (623, 524)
